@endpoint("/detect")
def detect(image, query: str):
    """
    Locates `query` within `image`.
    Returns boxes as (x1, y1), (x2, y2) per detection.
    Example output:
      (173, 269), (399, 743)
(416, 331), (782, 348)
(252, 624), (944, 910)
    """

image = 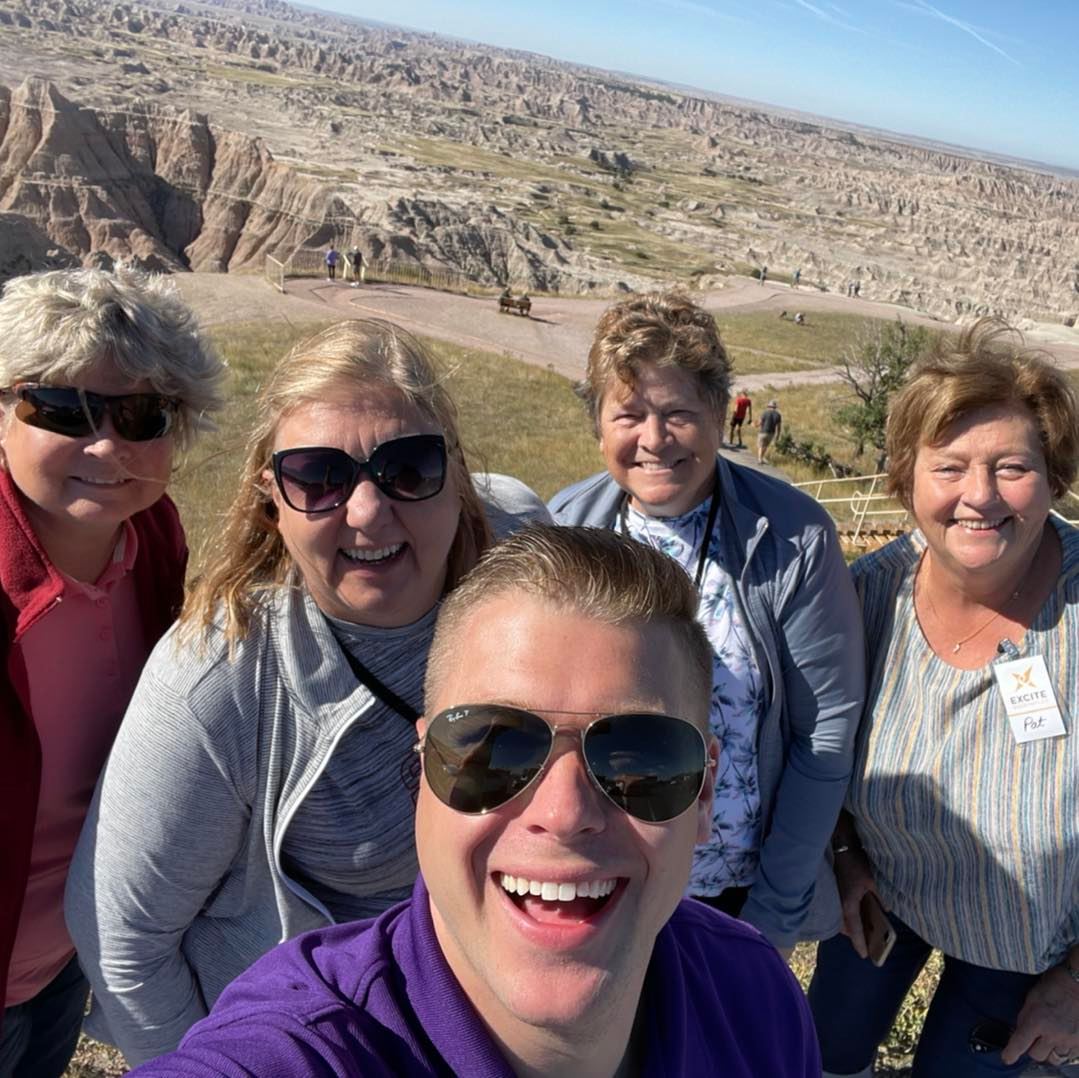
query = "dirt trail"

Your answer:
(175, 273), (1079, 387)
